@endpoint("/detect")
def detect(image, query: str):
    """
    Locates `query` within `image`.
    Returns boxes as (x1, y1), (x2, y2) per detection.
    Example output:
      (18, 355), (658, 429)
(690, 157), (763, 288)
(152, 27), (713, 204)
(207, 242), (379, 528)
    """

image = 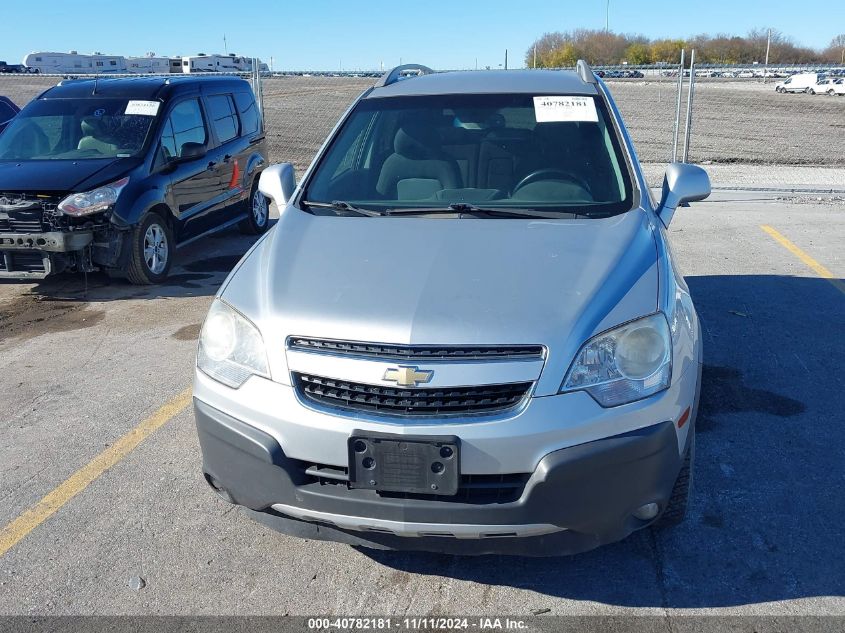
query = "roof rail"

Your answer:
(576, 59), (598, 84)
(375, 64), (435, 88)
